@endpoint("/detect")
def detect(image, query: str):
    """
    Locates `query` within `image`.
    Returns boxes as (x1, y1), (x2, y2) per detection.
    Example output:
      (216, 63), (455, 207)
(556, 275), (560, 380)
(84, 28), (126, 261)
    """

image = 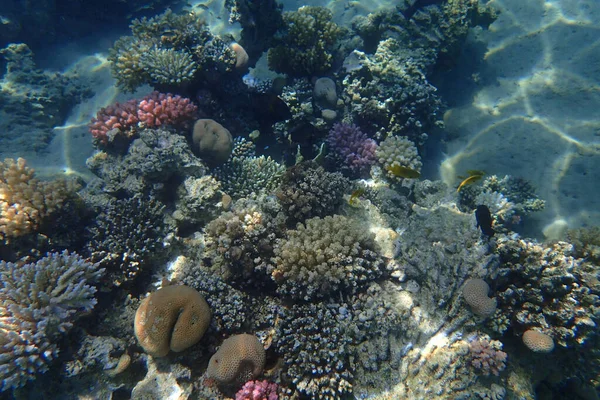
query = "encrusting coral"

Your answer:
(134, 285), (211, 357)
(0, 251), (104, 391)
